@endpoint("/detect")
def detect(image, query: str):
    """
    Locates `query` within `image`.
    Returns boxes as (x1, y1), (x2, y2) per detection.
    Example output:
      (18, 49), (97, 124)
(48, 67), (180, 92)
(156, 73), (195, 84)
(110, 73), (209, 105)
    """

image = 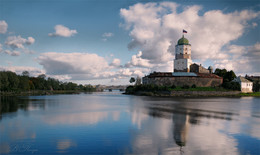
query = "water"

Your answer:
(0, 92), (260, 155)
